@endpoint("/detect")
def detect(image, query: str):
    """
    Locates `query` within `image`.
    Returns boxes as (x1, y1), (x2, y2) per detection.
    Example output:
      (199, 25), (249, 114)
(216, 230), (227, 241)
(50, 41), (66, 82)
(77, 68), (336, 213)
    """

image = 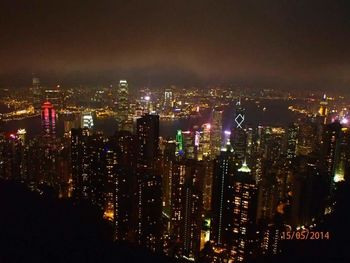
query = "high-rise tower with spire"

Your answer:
(231, 97), (247, 161)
